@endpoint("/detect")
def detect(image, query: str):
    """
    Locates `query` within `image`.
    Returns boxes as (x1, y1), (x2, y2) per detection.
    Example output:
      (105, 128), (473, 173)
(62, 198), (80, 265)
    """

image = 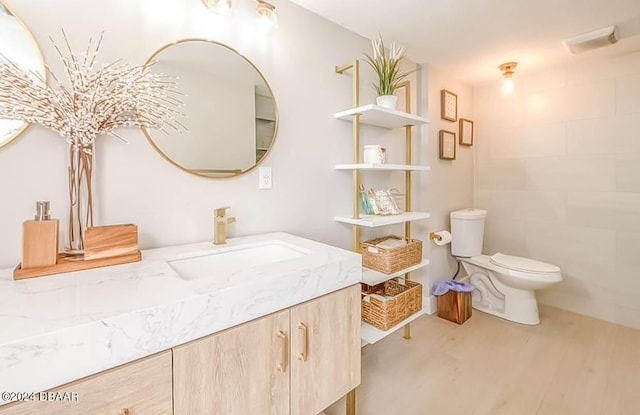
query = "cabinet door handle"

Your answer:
(297, 323), (308, 362)
(277, 330), (288, 372)
(118, 410), (129, 415)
